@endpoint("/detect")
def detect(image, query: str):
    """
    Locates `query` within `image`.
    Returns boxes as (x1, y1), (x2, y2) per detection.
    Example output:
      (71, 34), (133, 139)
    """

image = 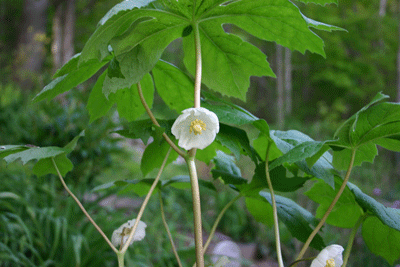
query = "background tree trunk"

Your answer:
(51, 0), (75, 72)
(276, 44), (284, 129)
(15, 0), (49, 90)
(284, 47), (292, 115)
